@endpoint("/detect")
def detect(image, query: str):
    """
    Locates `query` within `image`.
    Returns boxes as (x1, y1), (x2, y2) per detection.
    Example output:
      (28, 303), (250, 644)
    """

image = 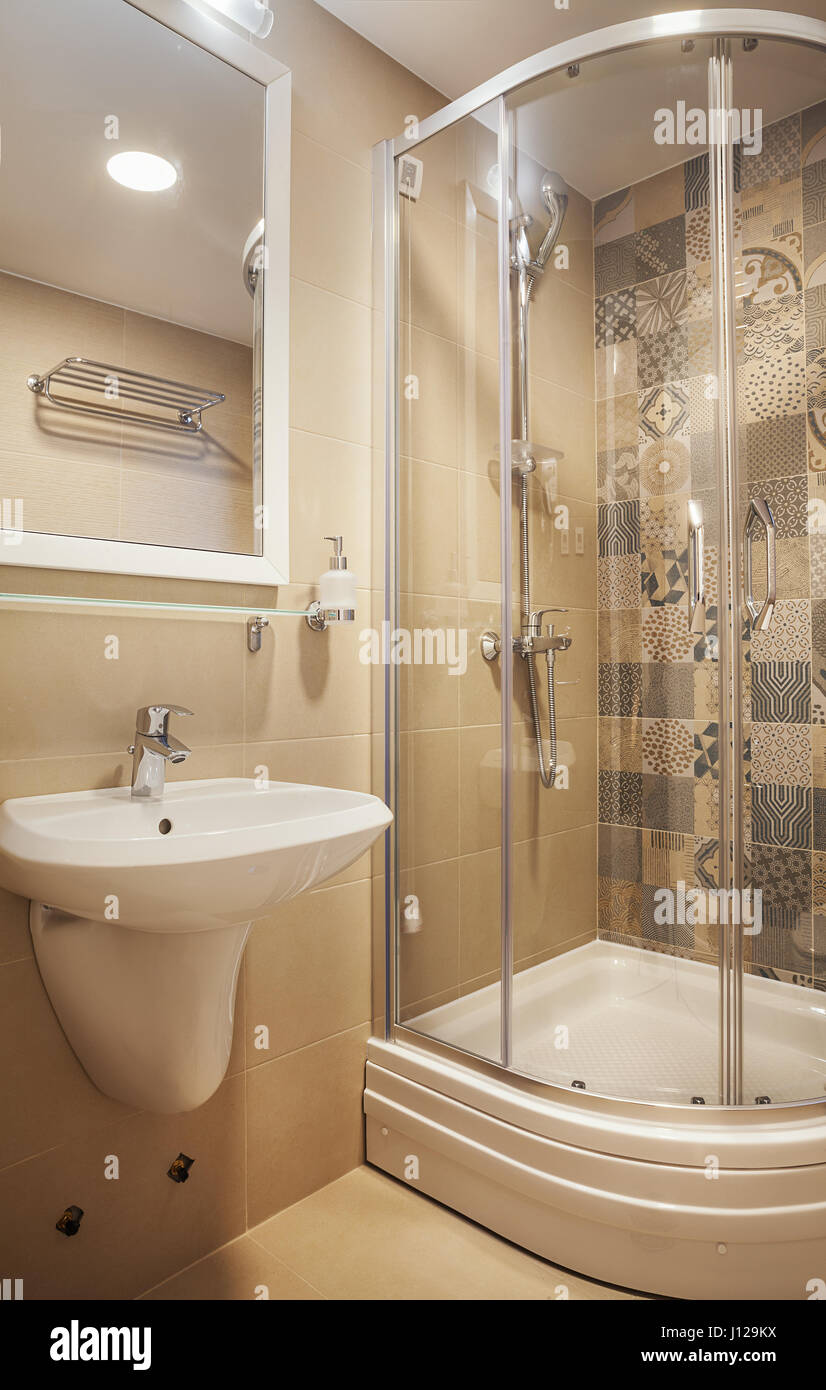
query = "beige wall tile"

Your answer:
(398, 858), (460, 1006)
(514, 716), (597, 843)
(514, 824), (598, 960)
(244, 595), (371, 742)
(288, 430), (371, 586)
(245, 1023), (369, 1226)
(399, 327), (459, 469)
(0, 885), (30, 964)
(291, 279), (371, 446)
(0, 610), (244, 760)
(291, 133), (372, 305)
(398, 593), (461, 731)
(458, 846), (501, 984)
(245, 880), (371, 1065)
(0, 1073), (245, 1299)
(400, 199), (459, 344)
(398, 728), (460, 868)
(399, 457), (459, 597)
